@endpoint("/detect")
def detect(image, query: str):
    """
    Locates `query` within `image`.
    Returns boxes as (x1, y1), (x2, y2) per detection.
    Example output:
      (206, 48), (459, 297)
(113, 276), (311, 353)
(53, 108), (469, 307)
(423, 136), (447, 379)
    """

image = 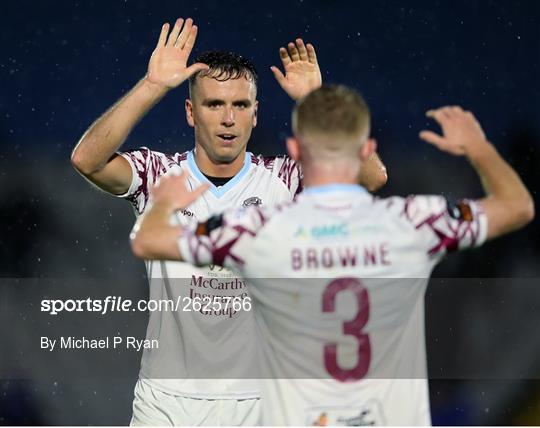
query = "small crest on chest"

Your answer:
(242, 196), (262, 207)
